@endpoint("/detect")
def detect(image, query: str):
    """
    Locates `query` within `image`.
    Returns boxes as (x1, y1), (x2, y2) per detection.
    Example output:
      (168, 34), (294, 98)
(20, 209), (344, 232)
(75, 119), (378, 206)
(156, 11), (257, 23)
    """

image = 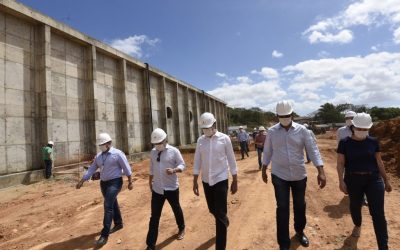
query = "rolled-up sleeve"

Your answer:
(304, 129), (323, 167)
(83, 156), (98, 181)
(225, 136), (238, 175)
(149, 154), (154, 176)
(118, 152), (132, 176)
(174, 149), (186, 171)
(263, 132), (273, 166)
(193, 138), (201, 175)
